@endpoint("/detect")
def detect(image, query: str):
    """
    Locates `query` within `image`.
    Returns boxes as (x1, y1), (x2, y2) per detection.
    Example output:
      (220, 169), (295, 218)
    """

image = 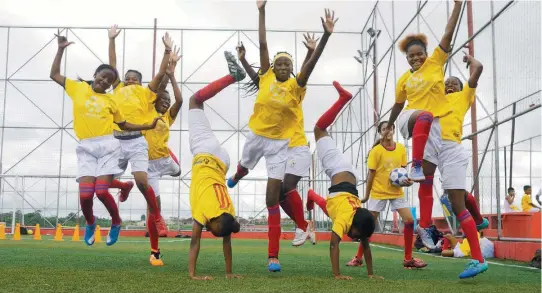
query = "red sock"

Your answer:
(233, 163), (249, 181)
(442, 237), (451, 250)
(315, 81), (353, 129)
(194, 75), (236, 103)
(281, 190), (308, 231)
(356, 242), (364, 259)
(308, 189), (328, 216)
(110, 179), (130, 190)
(143, 186), (161, 218)
(79, 182), (95, 225)
(404, 221), (414, 260)
(268, 204), (281, 258)
(168, 148), (179, 165)
(147, 213), (159, 251)
(411, 112), (433, 165)
(418, 176), (434, 228)
(95, 181), (121, 225)
(457, 210), (484, 263)
(465, 192), (483, 225)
